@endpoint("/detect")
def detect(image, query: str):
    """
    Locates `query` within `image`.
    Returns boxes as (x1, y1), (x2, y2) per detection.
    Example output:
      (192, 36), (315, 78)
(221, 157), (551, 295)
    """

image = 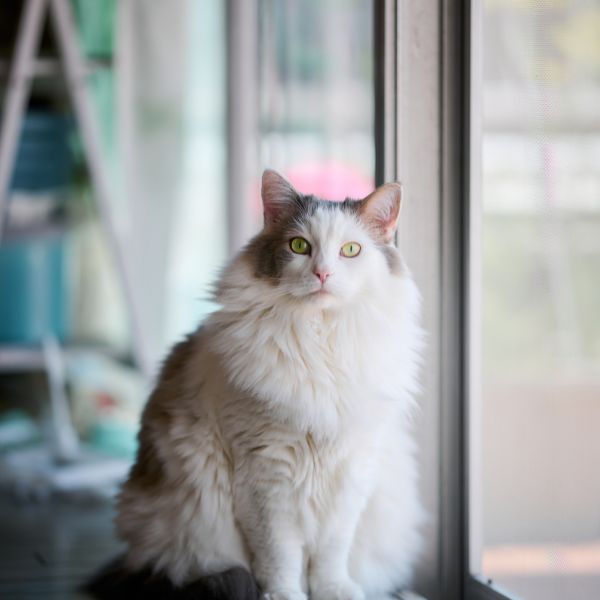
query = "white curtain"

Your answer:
(117, 0), (186, 376)
(115, 0), (226, 377)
